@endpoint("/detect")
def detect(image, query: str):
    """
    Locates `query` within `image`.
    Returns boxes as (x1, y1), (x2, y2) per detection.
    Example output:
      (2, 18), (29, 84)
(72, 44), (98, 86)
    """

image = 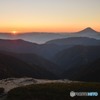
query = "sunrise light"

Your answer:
(11, 31), (17, 35)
